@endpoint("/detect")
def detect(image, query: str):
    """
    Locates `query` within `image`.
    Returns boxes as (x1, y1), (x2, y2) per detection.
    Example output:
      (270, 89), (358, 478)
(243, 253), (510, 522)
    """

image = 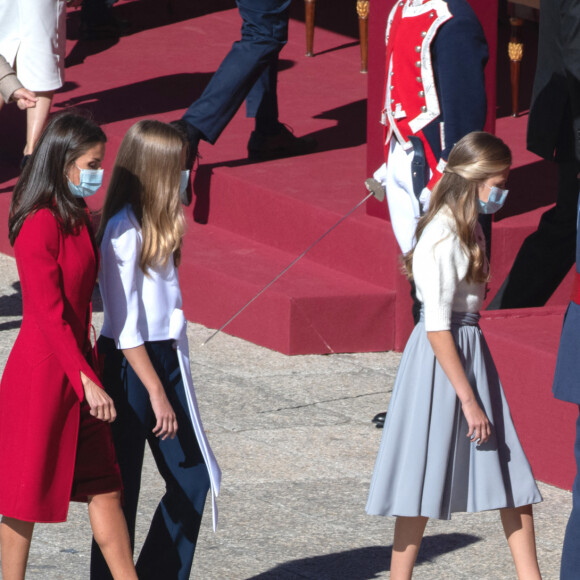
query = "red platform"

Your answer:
(480, 308), (577, 490)
(0, 0), (399, 355)
(363, 1), (576, 491)
(0, 1), (575, 489)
